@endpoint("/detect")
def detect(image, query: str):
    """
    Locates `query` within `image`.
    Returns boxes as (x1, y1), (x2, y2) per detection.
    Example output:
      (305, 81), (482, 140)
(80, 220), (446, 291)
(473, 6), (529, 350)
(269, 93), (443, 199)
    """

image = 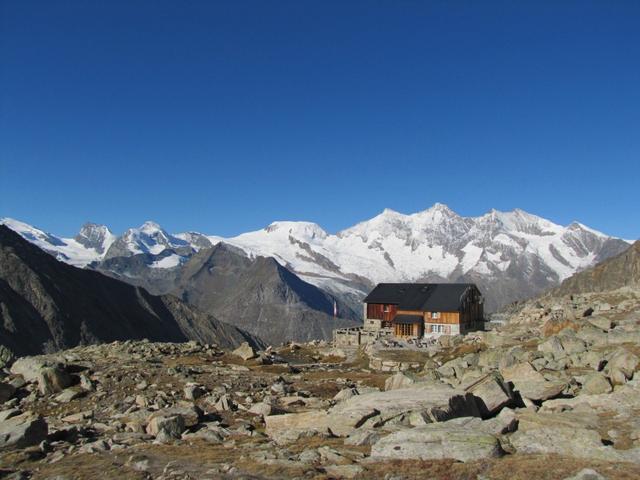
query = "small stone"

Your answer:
(562, 468), (607, 480)
(54, 388), (83, 403)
